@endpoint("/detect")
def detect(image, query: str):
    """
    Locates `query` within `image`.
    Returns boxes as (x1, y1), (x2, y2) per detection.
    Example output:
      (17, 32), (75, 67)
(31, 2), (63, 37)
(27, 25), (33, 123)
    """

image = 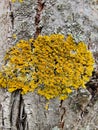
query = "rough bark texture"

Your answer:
(0, 0), (98, 130)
